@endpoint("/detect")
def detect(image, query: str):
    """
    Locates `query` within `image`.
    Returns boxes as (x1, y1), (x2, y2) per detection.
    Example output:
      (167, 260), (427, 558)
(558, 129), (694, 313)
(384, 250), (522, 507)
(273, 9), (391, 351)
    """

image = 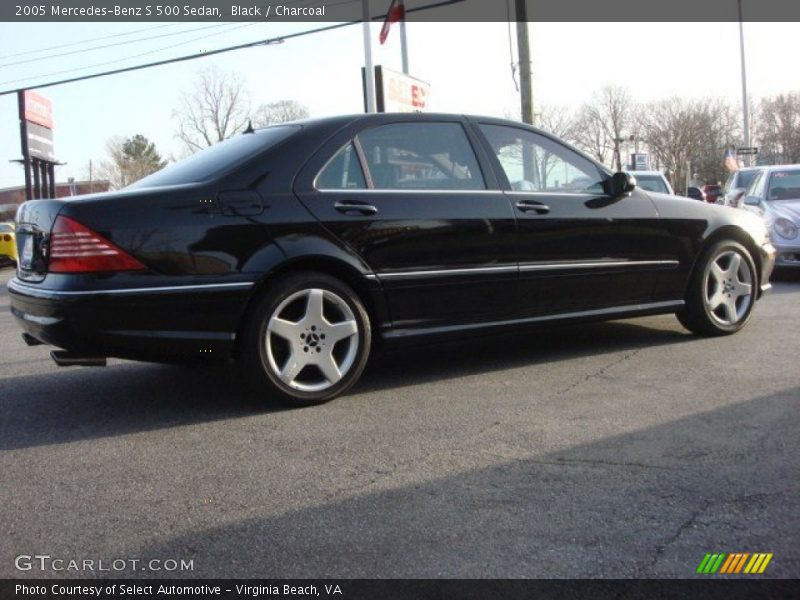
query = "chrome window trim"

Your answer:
(367, 260), (679, 281)
(8, 279), (253, 298)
